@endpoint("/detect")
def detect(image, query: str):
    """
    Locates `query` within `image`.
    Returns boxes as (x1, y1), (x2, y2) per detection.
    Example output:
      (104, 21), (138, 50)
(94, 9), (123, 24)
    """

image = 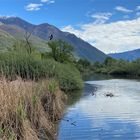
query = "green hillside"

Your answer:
(0, 24), (49, 52)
